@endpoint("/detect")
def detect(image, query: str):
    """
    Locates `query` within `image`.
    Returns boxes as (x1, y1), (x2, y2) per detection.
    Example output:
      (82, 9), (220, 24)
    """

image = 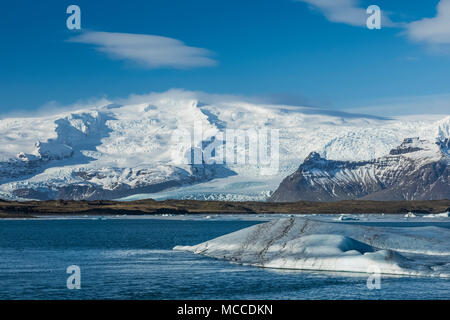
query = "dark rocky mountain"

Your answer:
(270, 138), (450, 202)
